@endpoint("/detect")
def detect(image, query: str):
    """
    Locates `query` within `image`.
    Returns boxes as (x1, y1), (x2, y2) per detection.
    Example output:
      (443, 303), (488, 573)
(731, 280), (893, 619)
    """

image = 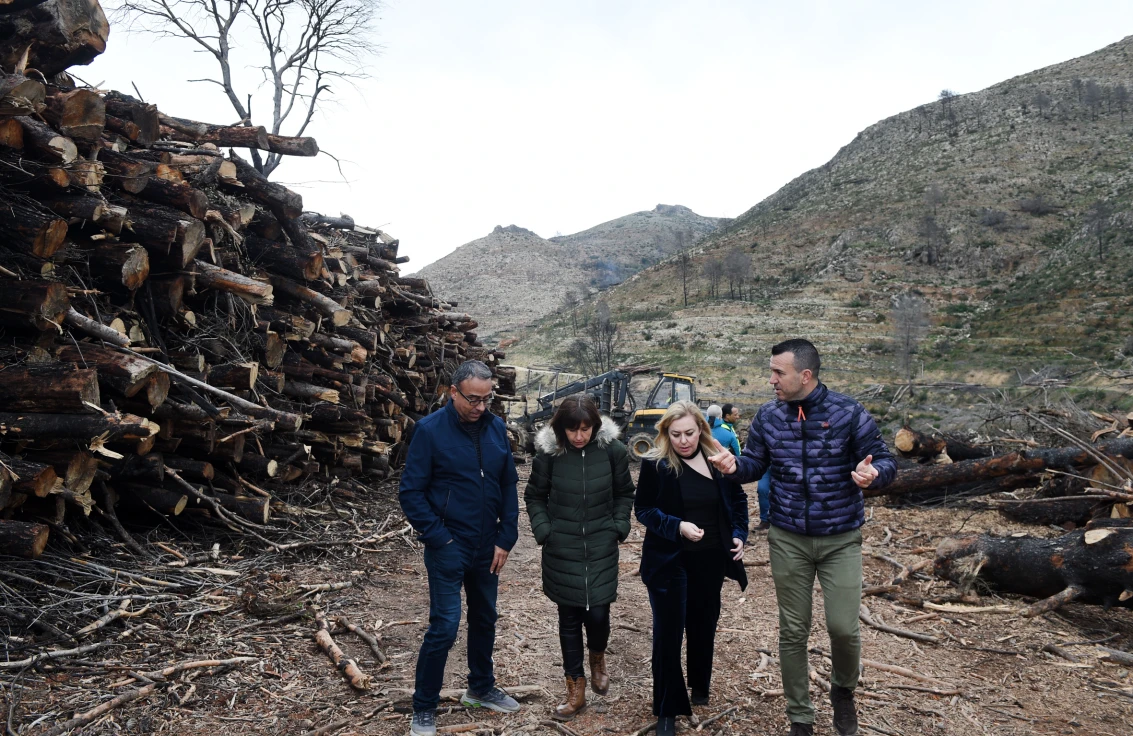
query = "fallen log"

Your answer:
(0, 363), (99, 413)
(191, 259), (273, 305)
(894, 426), (992, 463)
(0, 72), (45, 118)
(0, 194), (68, 258)
(934, 529), (1133, 616)
(15, 115), (77, 163)
(56, 342), (157, 398)
(0, 0), (110, 76)
(0, 411), (159, 441)
(0, 519), (49, 558)
(42, 87), (104, 141)
(868, 436), (1133, 498)
(0, 278), (69, 329)
(270, 275), (351, 326)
